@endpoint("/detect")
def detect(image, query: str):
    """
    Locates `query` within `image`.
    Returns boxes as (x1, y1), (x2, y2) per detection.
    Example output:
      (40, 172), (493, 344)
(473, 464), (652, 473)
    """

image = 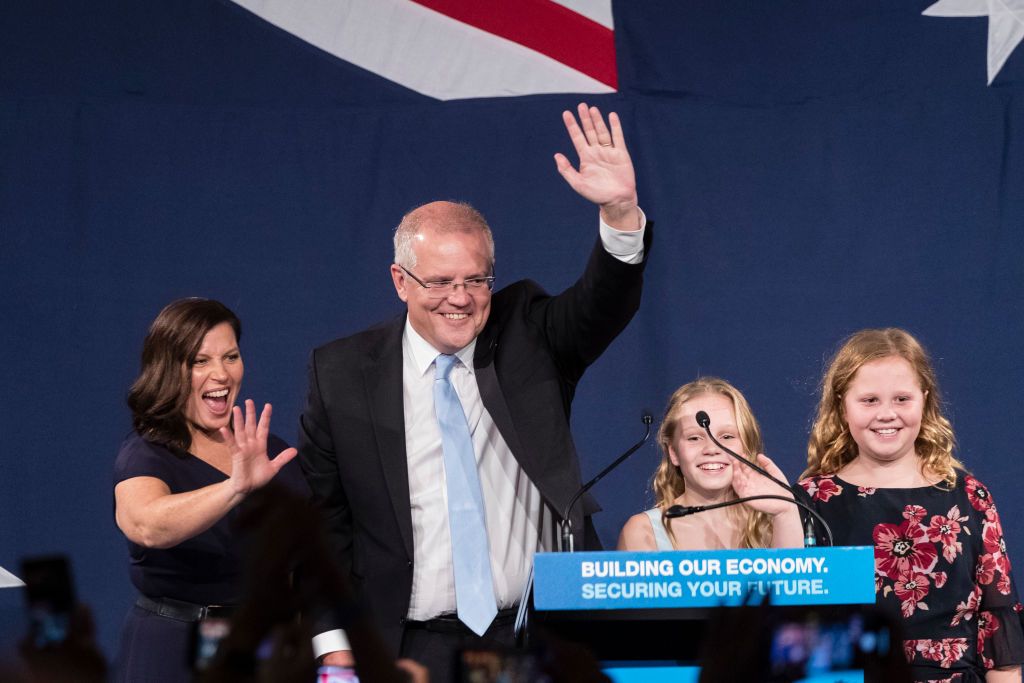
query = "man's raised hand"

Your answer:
(554, 102), (640, 231)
